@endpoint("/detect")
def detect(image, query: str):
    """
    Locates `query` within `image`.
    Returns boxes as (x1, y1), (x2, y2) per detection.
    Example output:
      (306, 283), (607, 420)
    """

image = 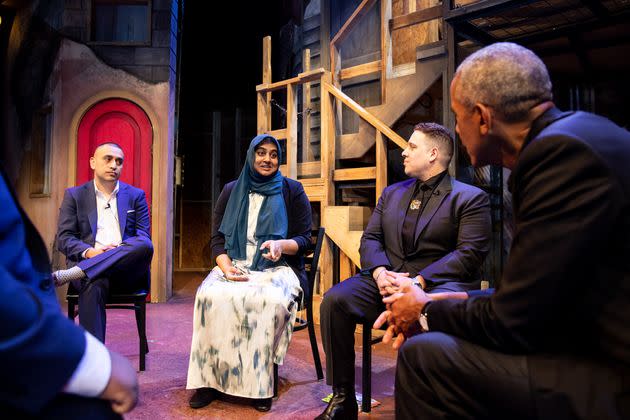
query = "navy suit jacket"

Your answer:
(56, 181), (151, 266)
(211, 177), (312, 296)
(428, 108), (630, 417)
(0, 170), (85, 413)
(360, 174), (491, 291)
